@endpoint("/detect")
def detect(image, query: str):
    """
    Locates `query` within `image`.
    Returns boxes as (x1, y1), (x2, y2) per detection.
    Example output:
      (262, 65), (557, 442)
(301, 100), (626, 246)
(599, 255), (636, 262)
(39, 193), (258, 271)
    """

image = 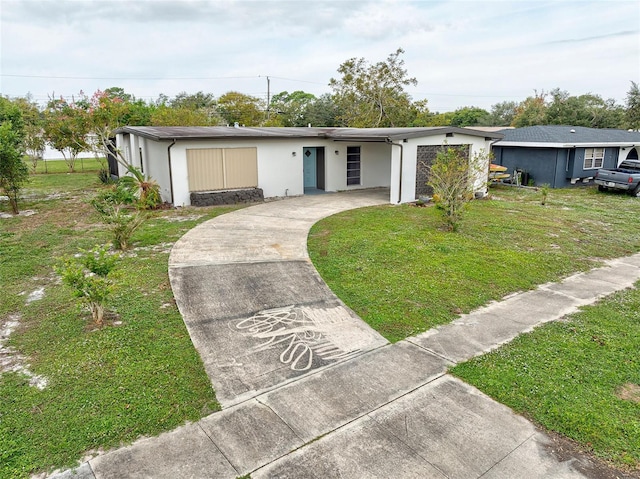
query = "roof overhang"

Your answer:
(493, 141), (638, 148)
(114, 126), (504, 143)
